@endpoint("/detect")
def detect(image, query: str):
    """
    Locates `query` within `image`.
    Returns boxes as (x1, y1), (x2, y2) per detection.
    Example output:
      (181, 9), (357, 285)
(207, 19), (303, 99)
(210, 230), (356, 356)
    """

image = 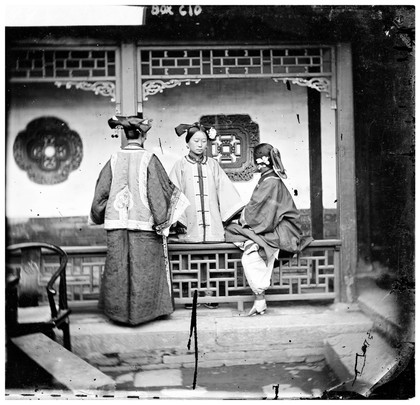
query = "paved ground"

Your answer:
(5, 357), (340, 400)
(5, 277), (414, 400)
(106, 360), (340, 399)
